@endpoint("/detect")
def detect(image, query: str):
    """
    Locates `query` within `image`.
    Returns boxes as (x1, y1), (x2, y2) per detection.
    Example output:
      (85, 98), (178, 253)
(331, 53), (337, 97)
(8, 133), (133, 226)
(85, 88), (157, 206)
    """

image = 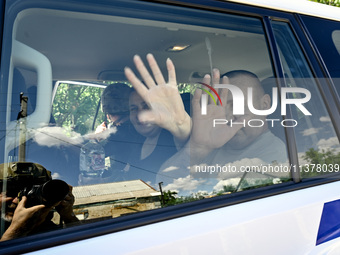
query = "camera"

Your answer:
(18, 179), (70, 207)
(0, 162), (70, 207)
